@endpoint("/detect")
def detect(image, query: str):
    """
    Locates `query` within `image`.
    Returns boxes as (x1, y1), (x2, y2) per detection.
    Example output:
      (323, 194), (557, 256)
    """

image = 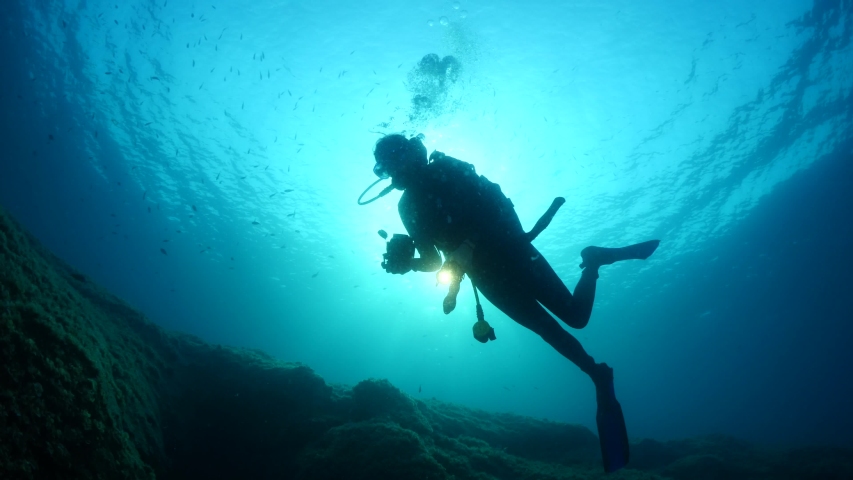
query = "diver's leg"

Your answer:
(523, 245), (599, 329)
(472, 269), (597, 373)
(474, 248), (628, 471)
